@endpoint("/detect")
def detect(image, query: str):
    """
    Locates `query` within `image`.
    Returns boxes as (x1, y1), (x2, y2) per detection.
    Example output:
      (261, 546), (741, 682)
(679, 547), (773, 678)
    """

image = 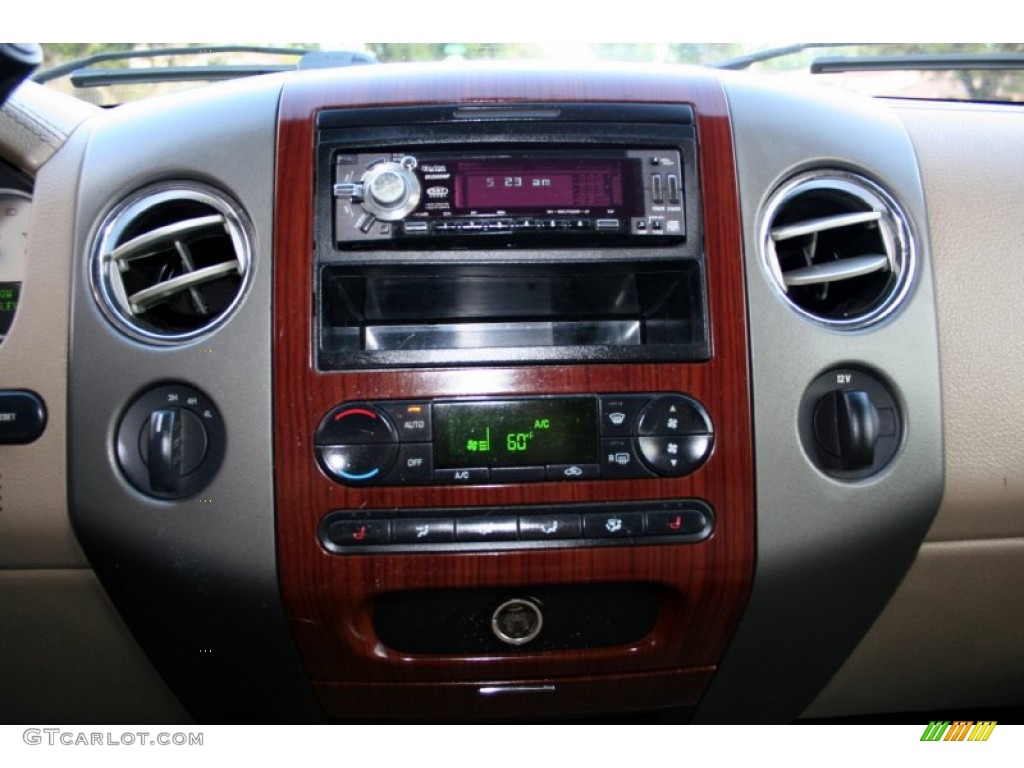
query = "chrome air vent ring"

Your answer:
(91, 182), (253, 344)
(759, 170), (915, 330)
